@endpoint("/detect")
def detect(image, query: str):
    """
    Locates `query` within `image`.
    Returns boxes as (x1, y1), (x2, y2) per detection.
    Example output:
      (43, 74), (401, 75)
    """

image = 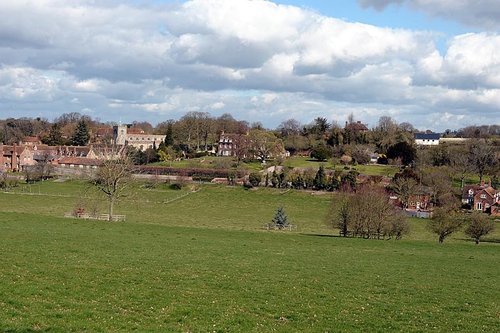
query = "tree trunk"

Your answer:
(475, 238), (479, 245)
(108, 197), (114, 222)
(439, 234), (445, 243)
